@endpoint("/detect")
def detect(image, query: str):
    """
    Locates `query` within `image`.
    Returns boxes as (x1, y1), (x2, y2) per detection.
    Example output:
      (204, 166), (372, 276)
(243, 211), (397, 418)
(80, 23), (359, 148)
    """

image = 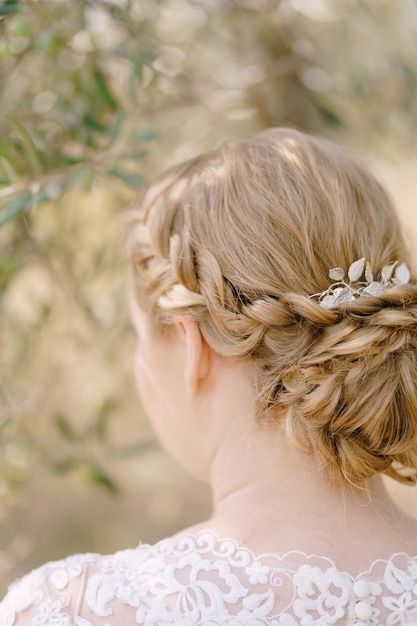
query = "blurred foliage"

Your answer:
(1, 0), (417, 225)
(1, 0), (417, 591)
